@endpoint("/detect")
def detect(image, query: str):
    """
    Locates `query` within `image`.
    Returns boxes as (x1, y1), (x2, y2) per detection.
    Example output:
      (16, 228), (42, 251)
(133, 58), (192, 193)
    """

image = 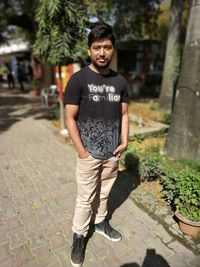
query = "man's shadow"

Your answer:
(107, 153), (141, 220)
(120, 248), (171, 267)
